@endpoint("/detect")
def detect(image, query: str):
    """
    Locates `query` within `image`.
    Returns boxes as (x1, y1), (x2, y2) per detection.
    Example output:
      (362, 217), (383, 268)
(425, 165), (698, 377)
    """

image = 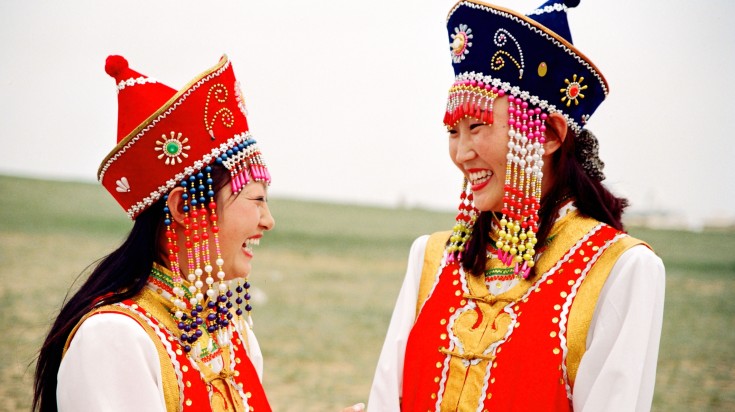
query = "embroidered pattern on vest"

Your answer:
(403, 222), (624, 411)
